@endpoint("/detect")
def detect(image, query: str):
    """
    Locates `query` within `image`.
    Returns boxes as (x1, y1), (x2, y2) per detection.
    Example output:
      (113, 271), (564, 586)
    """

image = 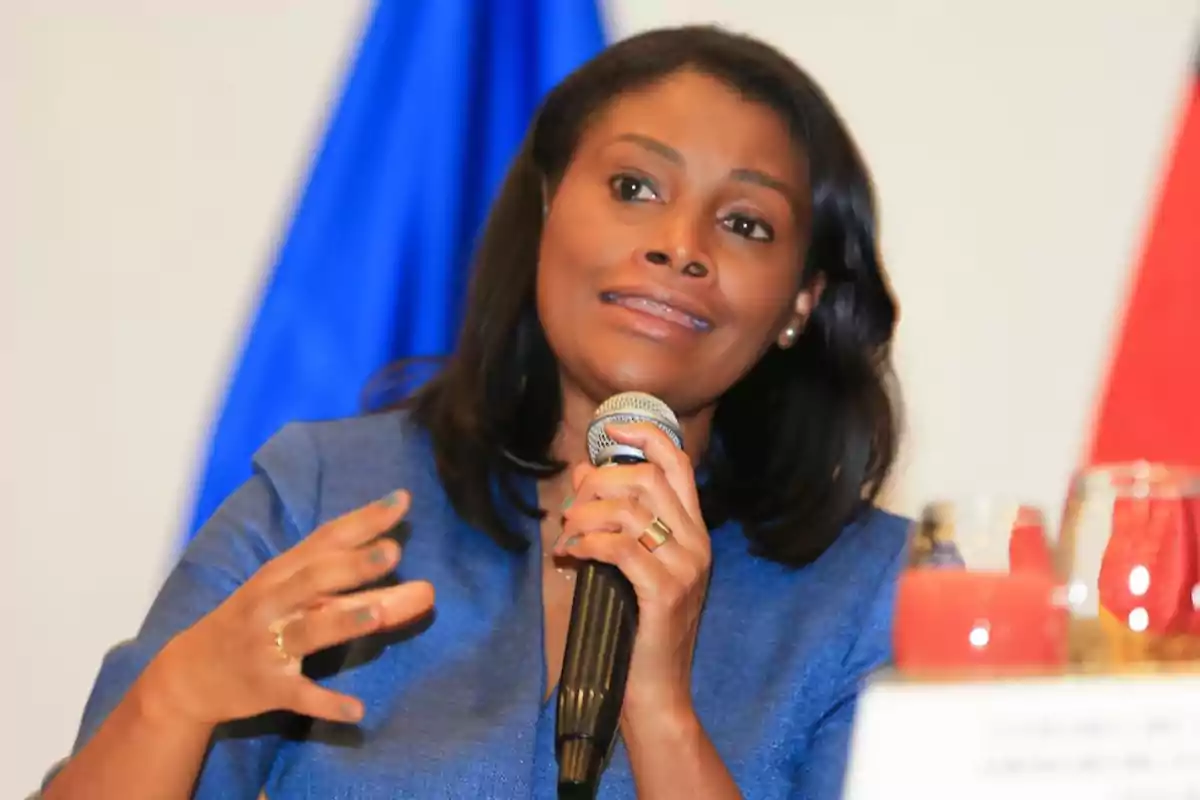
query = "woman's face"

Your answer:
(537, 69), (815, 416)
